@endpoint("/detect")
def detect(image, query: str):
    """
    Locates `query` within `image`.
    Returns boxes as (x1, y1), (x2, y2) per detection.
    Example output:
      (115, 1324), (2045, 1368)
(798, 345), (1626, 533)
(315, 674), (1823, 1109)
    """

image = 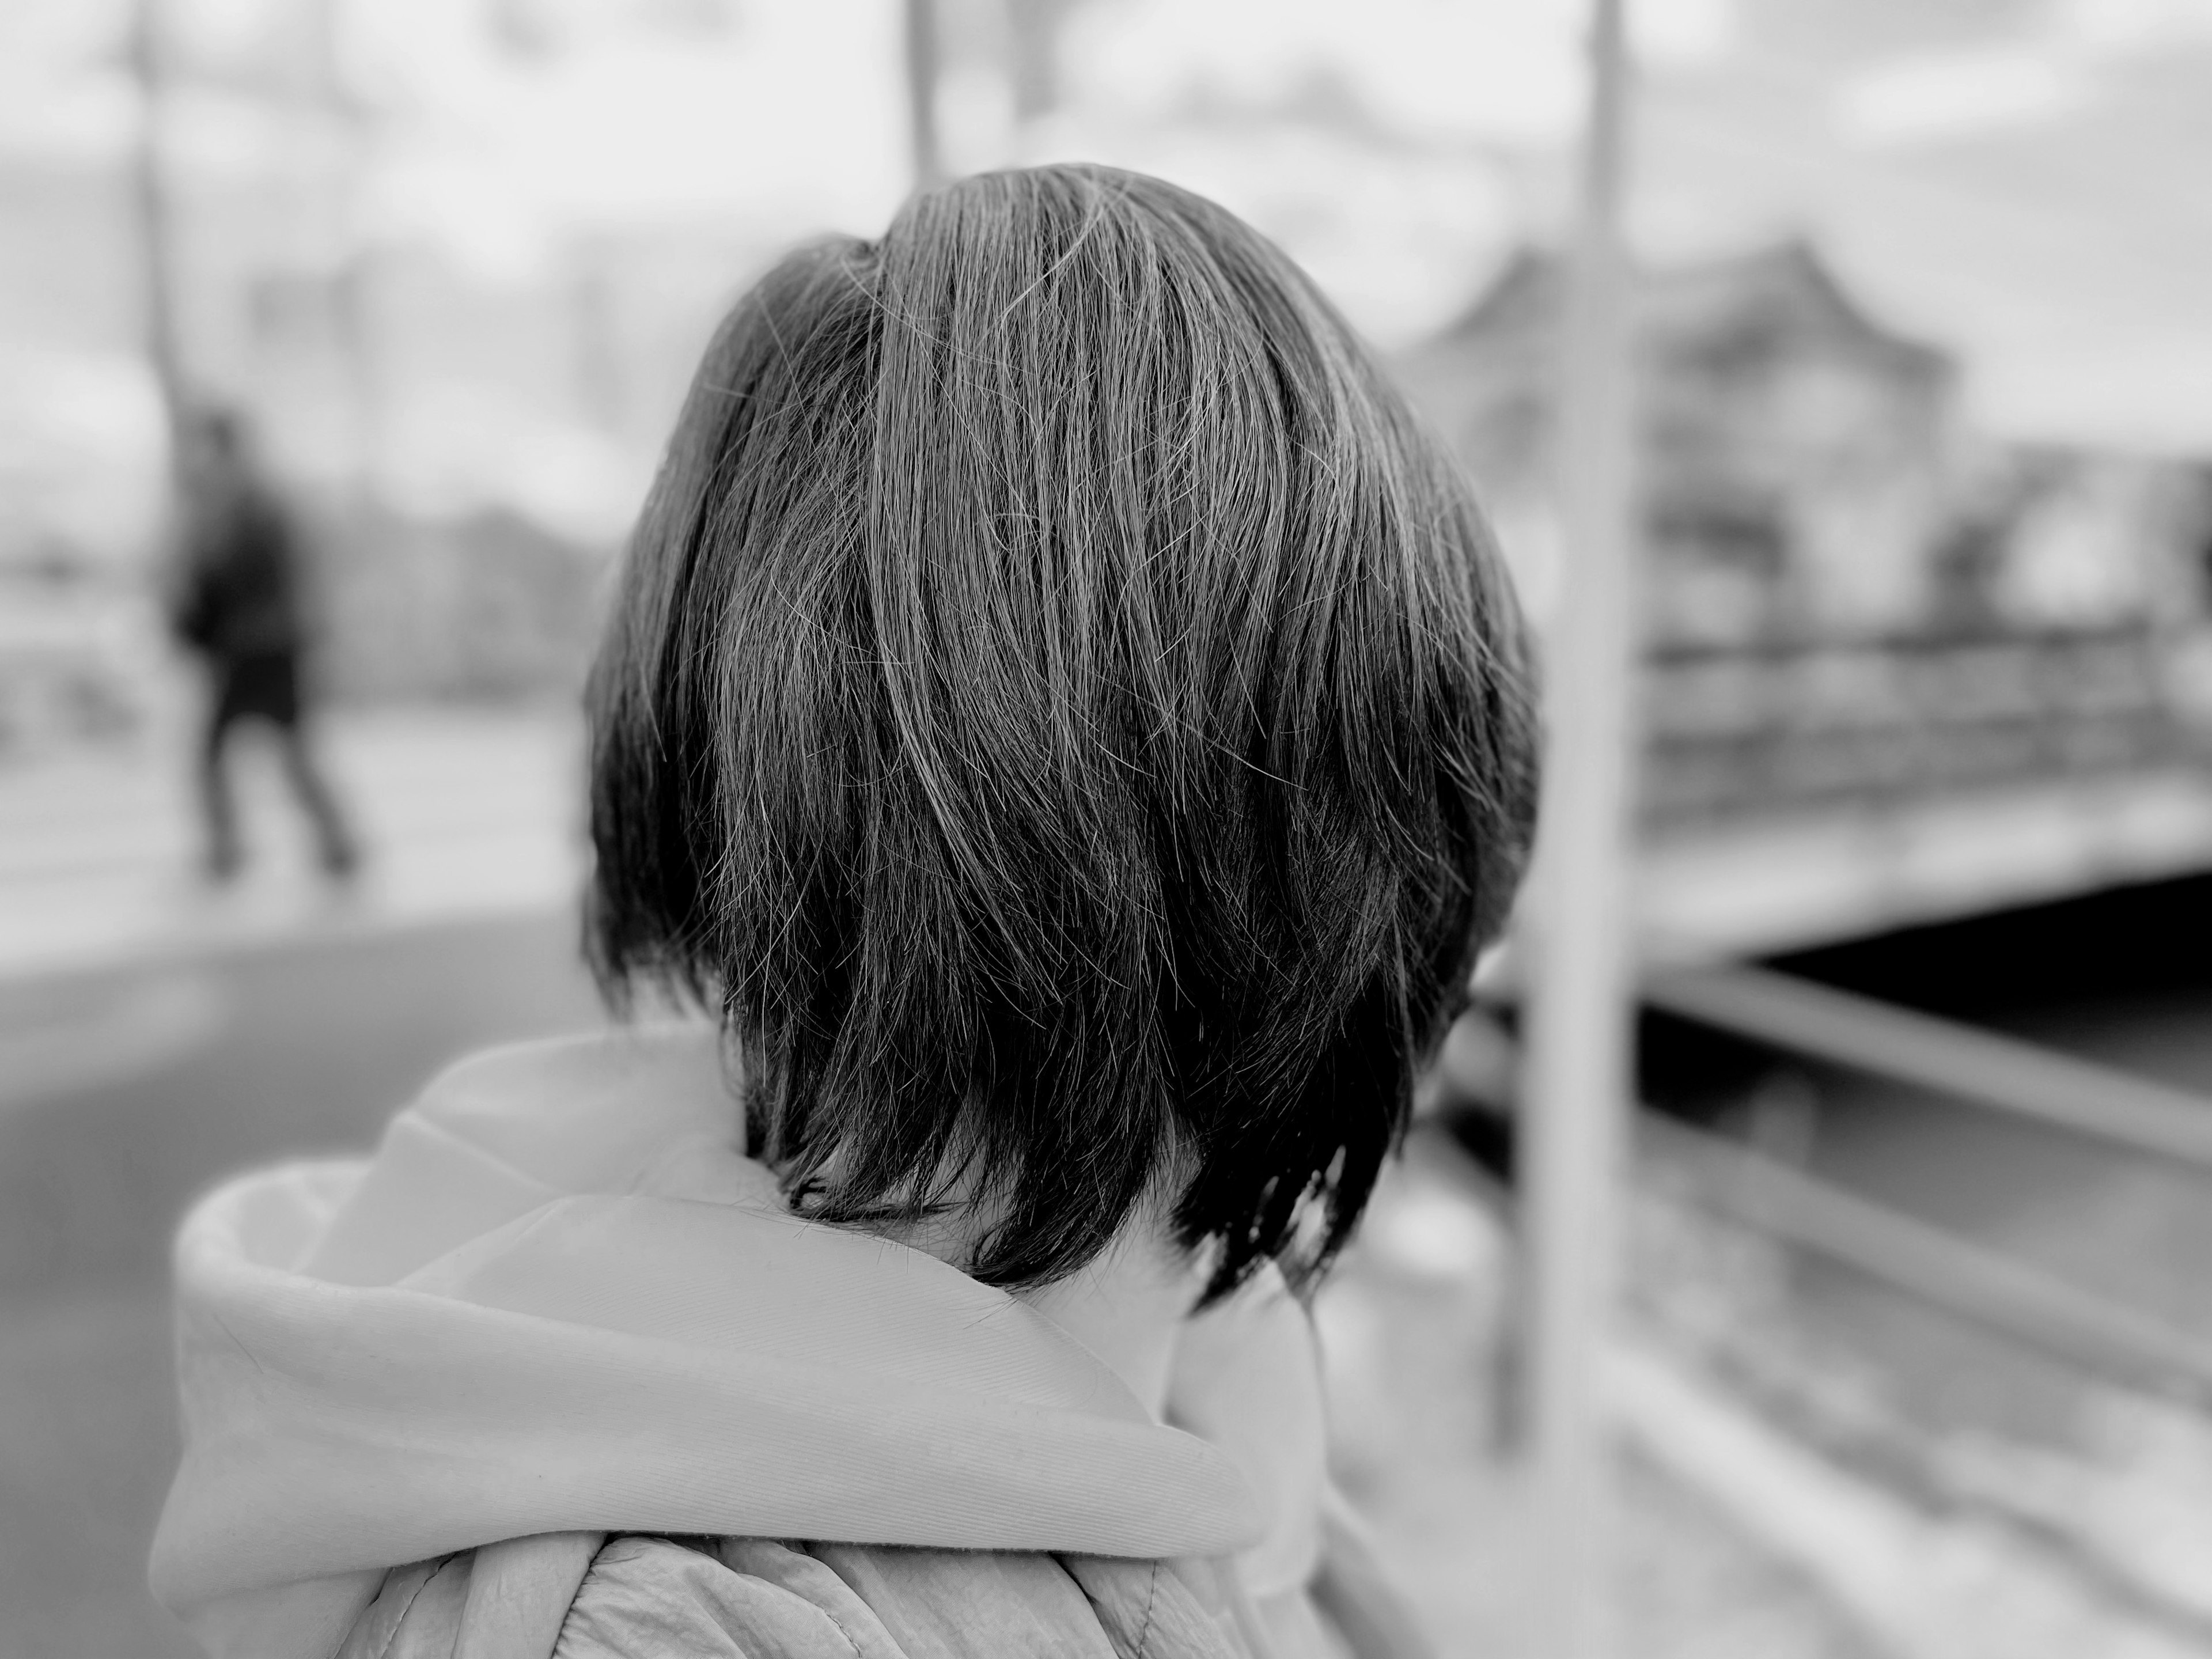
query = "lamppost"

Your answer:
(903, 0), (945, 194)
(128, 0), (187, 445)
(1520, 1), (1639, 1655)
